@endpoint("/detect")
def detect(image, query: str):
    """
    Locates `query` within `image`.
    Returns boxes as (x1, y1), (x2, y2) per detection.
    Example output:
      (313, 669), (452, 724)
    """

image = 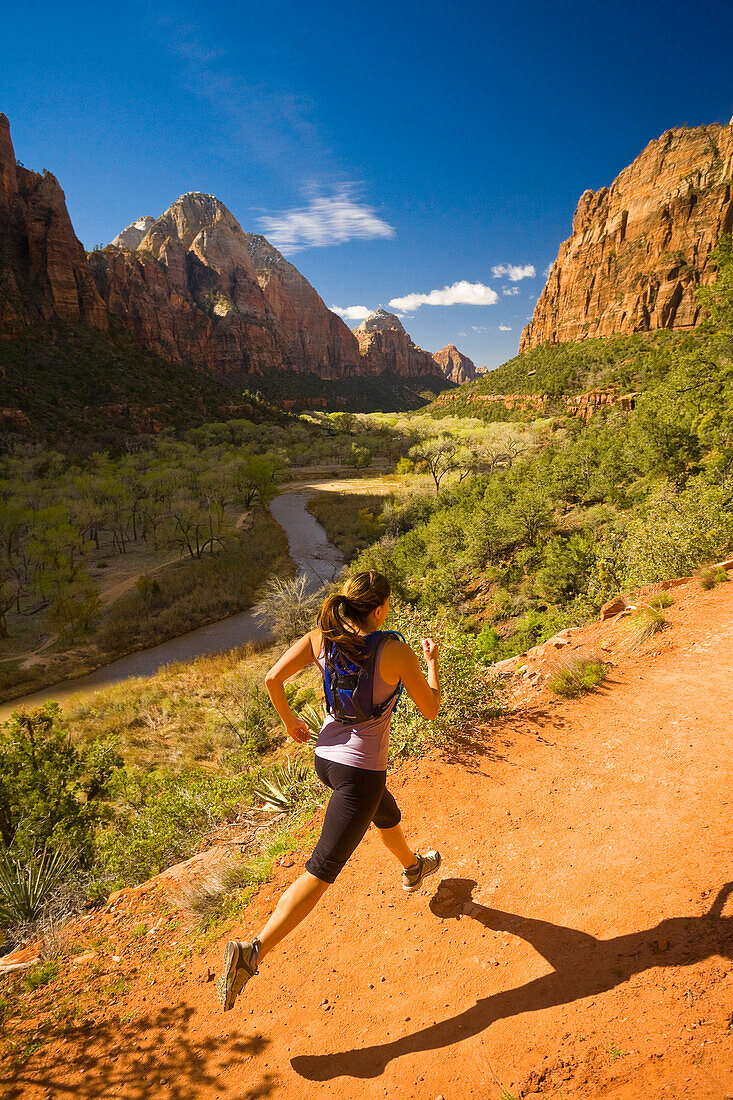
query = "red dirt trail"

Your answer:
(4, 580), (733, 1099)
